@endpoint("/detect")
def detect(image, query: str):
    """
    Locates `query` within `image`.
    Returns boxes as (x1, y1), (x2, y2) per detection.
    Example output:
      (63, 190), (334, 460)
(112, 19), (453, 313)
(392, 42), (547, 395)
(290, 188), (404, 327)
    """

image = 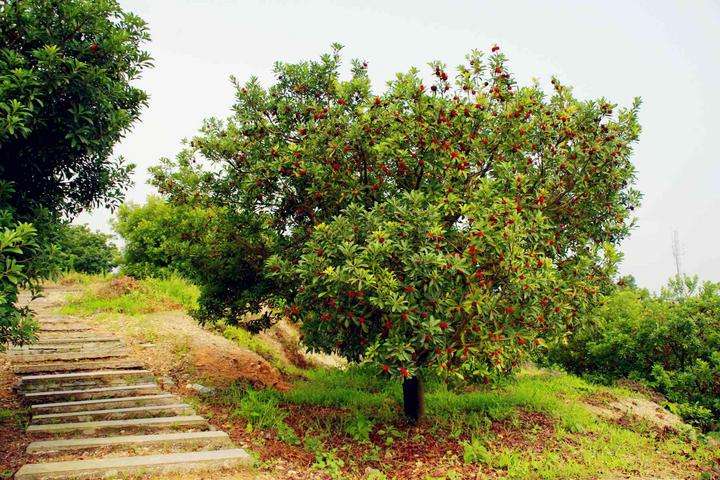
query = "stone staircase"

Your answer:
(7, 317), (252, 479)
